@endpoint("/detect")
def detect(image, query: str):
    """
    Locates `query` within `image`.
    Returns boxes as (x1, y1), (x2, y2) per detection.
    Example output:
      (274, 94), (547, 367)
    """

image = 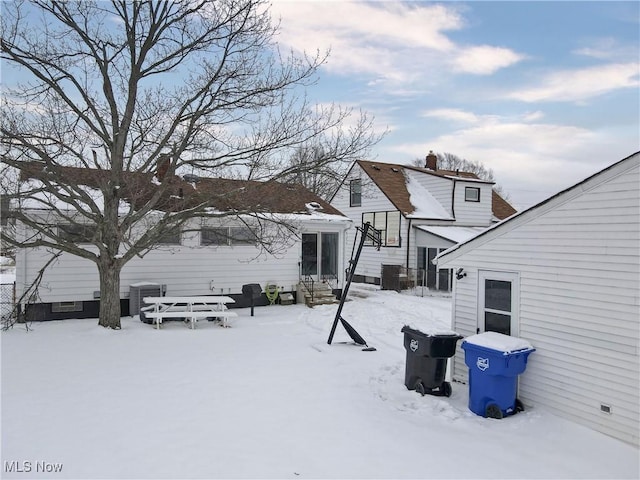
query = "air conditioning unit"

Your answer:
(129, 282), (162, 316)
